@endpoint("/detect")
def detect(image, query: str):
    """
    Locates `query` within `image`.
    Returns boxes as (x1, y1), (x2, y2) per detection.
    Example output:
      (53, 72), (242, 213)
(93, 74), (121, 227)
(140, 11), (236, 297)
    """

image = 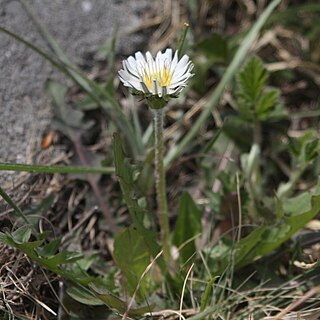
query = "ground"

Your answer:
(0, 0), (150, 185)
